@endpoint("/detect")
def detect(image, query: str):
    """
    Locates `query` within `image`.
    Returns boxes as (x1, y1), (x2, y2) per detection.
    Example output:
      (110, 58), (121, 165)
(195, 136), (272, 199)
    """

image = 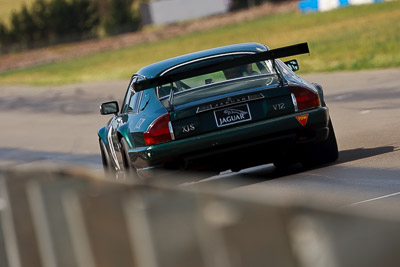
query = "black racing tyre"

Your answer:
(301, 118), (339, 168)
(273, 147), (299, 170)
(99, 139), (115, 175)
(273, 160), (294, 170)
(120, 138), (141, 182)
